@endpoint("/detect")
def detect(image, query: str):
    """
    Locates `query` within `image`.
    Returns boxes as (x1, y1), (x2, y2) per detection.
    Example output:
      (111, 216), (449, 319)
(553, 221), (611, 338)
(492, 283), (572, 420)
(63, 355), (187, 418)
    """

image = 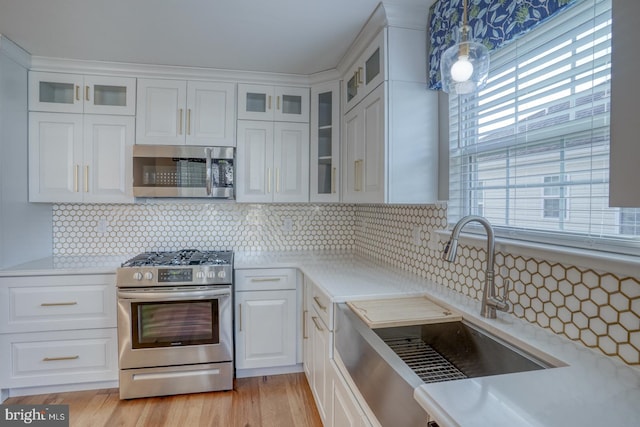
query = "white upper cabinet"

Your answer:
(136, 78), (236, 146)
(29, 71), (135, 115)
(609, 0), (639, 207)
(238, 84), (309, 122)
(343, 30), (385, 113)
(29, 112), (134, 203)
(341, 26), (438, 204)
(343, 84), (385, 204)
(310, 81), (341, 203)
(236, 120), (309, 203)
